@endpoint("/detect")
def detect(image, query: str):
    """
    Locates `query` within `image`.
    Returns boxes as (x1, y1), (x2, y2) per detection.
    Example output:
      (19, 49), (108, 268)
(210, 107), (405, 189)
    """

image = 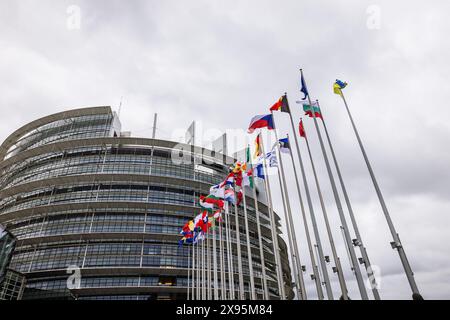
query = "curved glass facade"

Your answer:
(0, 107), (293, 300)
